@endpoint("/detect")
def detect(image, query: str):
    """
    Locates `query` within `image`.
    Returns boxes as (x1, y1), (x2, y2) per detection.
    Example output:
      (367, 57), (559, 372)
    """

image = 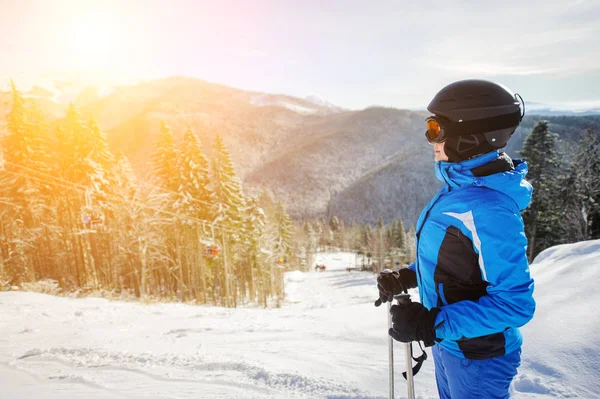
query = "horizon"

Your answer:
(1, 0), (599, 111)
